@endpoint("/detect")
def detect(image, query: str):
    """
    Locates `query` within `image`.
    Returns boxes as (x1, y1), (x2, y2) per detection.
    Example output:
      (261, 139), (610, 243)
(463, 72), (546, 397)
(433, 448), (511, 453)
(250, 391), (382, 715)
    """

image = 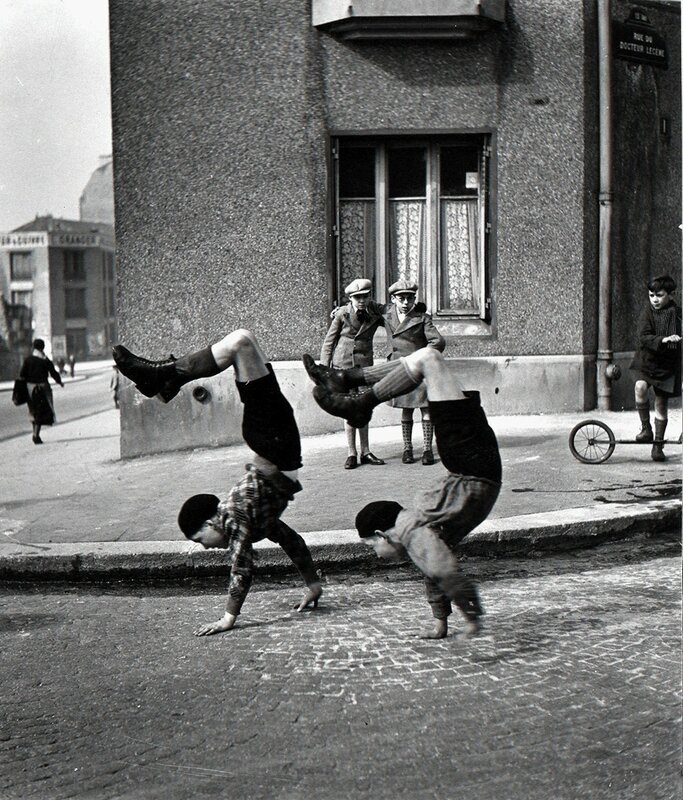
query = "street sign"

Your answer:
(613, 8), (668, 69)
